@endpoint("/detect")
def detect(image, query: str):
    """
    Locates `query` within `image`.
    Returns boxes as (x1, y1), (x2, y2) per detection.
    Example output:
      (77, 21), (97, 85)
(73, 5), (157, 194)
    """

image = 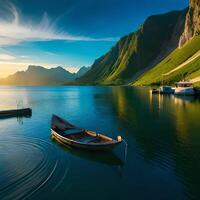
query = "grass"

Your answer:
(187, 68), (200, 80)
(133, 35), (200, 86)
(194, 82), (200, 87)
(162, 56), (200, 85)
